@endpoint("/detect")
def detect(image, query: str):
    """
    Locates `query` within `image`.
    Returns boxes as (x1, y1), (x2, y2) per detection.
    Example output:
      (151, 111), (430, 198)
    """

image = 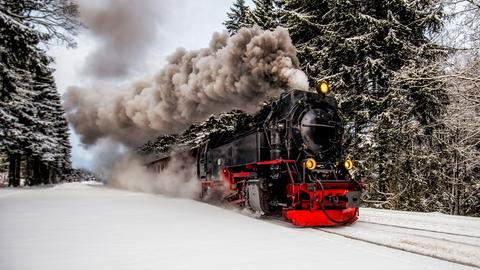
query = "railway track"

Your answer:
(357, 220), (480, 240)
(314, 220), (480, 268)
(314, 228), (479, 268)
(262, 214), (480, 268)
